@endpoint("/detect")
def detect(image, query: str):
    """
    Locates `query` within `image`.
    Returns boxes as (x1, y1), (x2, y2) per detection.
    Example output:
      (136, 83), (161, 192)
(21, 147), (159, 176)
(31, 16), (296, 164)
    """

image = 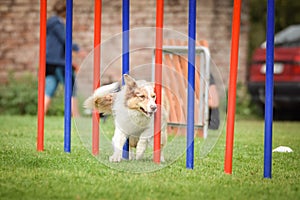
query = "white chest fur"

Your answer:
(112, 89), (152, 137)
